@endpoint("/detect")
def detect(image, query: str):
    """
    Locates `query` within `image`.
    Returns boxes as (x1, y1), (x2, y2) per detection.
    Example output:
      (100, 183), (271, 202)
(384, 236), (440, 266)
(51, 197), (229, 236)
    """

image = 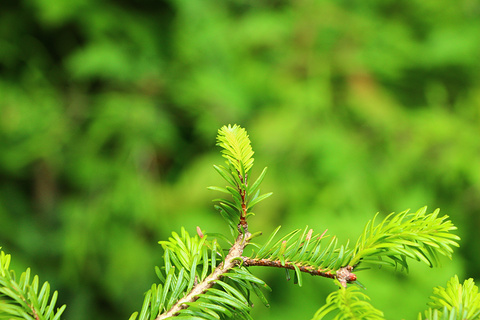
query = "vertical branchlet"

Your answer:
(238, 170), (248, 232)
